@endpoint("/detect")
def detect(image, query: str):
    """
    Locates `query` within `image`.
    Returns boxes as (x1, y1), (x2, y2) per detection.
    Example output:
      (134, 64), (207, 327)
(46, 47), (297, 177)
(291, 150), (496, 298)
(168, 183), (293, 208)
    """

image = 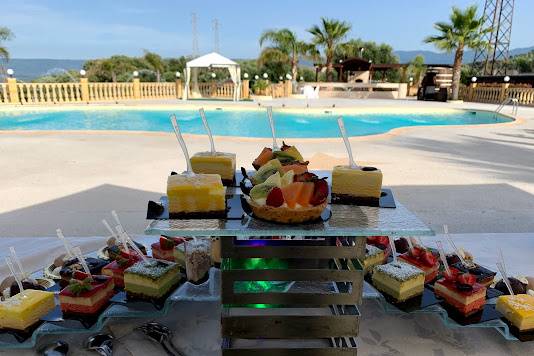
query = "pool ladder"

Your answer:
(495, 97), (518, 117)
